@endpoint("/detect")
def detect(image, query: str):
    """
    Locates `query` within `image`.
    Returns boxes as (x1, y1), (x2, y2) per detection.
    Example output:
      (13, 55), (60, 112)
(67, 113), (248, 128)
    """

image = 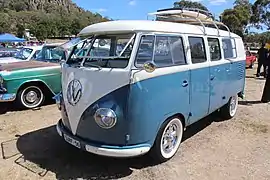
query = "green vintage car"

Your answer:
(0, 43), (68, 109)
